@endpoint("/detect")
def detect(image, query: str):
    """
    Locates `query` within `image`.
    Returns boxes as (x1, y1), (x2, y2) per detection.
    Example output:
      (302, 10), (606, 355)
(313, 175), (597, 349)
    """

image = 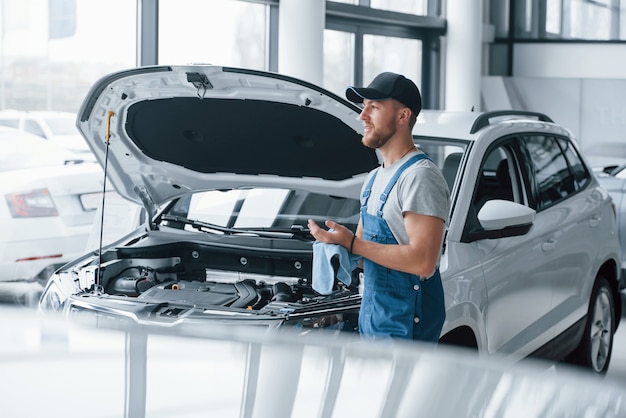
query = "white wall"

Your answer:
(481, 42), (626, 166)
(482, 75), (626, 167)
(513, 43), (626, 79)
